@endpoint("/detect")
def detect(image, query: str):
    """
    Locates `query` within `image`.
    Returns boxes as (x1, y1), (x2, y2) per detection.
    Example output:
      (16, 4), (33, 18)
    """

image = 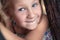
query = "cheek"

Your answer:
(17, 16), (25, 22)
(36, 6), (42, 16)
(14, 15), (26, 27)
(14, 13), (26, 24)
